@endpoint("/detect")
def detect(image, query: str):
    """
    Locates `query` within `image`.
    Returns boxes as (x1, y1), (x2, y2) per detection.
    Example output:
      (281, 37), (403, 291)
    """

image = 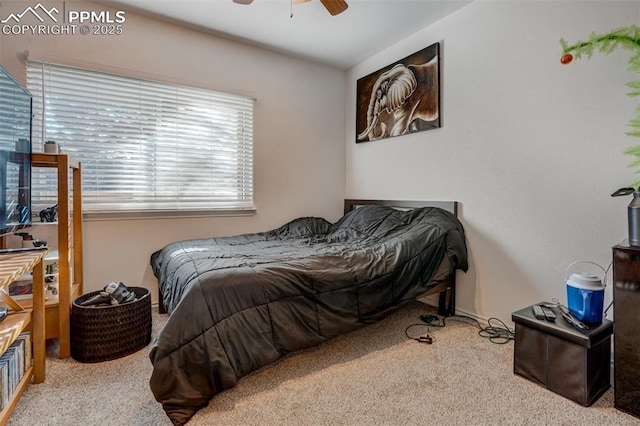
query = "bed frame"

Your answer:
(344, 199), (458, 316)
(158, 199), (459, 315)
